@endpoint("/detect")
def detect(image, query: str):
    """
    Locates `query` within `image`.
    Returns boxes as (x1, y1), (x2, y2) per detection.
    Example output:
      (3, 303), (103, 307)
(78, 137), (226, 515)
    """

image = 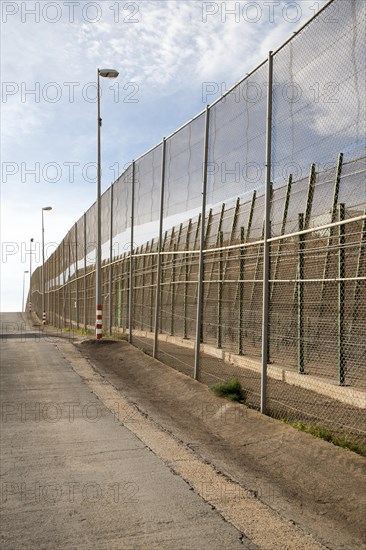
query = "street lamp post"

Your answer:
(96, 68), (119, 340)
(42, 206), (52, 325)
(22, 270), (29, 313)
(29, 237), (34, 313)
